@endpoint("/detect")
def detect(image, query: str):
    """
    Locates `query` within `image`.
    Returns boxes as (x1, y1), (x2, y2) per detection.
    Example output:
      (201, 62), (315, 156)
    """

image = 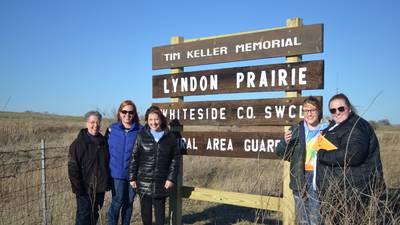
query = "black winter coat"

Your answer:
(127, 126), (181, 197)
(275, 121), (307, 193)
(317, 113), (385, 195)
(68, 129), (110, 194)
